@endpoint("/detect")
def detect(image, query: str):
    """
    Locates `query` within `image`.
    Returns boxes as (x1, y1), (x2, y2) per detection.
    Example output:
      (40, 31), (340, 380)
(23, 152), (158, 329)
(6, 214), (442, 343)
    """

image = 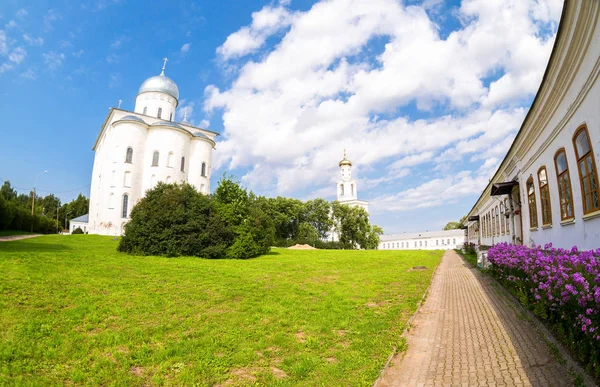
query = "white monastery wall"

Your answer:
(464, 1), (600, 251)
